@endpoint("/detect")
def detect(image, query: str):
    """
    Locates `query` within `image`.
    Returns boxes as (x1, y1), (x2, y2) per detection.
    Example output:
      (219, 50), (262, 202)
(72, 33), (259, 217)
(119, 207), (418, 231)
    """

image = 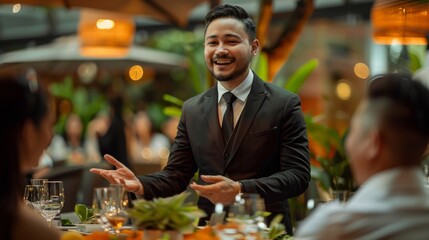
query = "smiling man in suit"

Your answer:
(91, 4), (310, 234)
